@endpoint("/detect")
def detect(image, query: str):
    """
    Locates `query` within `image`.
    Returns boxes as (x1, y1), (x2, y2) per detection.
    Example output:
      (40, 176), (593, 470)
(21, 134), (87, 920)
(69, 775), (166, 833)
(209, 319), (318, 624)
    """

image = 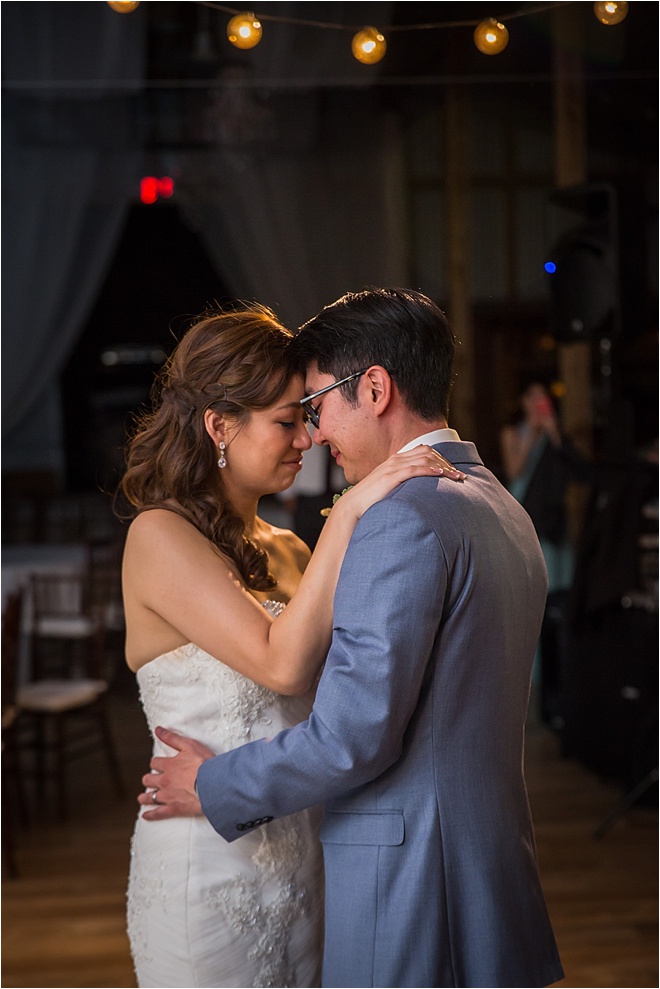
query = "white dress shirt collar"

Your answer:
(398, 428), (461, 453)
